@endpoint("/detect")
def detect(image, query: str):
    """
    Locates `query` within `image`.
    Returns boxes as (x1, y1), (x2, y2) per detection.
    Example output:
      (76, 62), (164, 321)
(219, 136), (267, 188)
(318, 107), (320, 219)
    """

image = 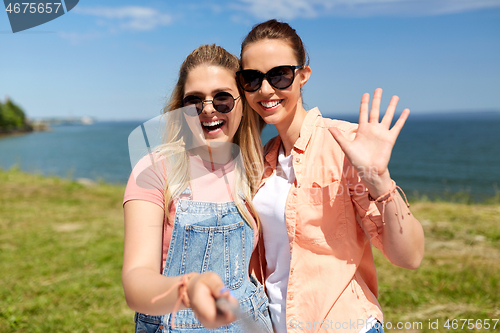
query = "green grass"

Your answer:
(375, 200), (500, 332)
(0, 168), (133, 332)
(1, 168), (499, 332)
